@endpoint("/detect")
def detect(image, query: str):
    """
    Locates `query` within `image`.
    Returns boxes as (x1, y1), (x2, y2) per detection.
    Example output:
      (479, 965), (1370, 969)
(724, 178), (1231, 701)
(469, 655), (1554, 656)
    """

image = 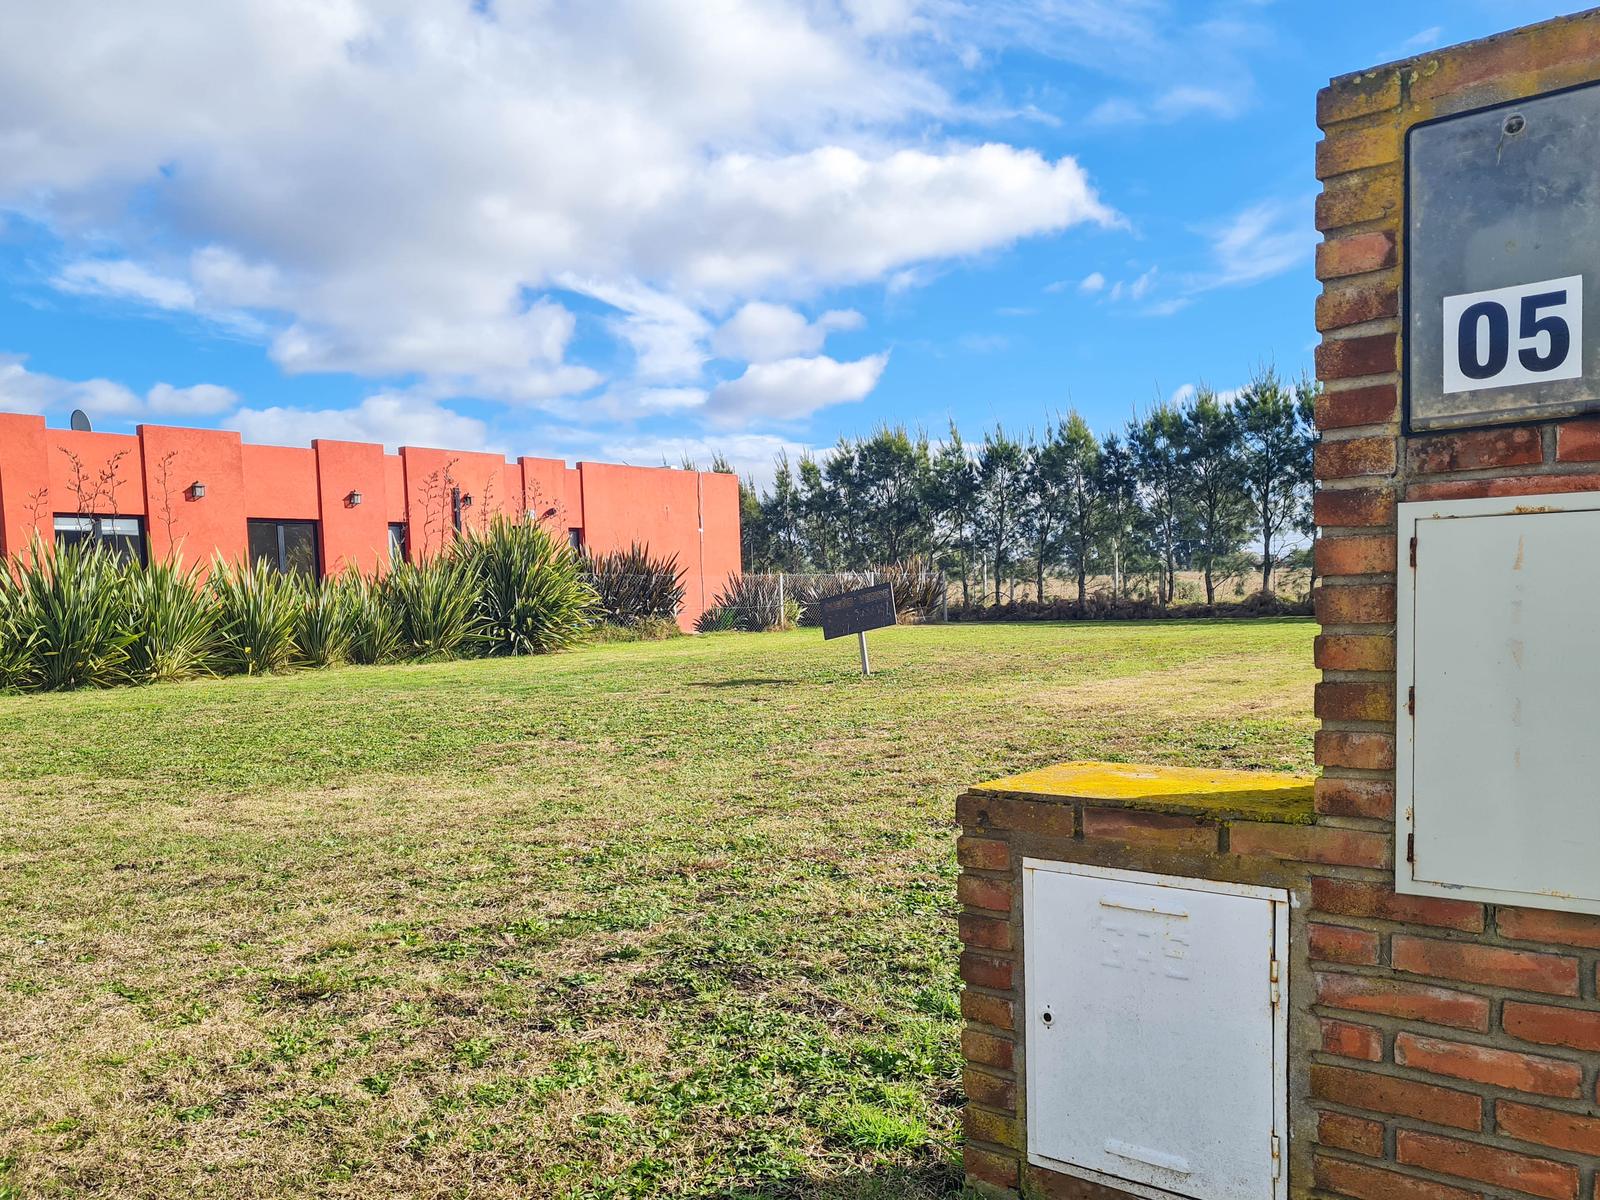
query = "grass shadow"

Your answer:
(691, 1157), (967, 1199)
